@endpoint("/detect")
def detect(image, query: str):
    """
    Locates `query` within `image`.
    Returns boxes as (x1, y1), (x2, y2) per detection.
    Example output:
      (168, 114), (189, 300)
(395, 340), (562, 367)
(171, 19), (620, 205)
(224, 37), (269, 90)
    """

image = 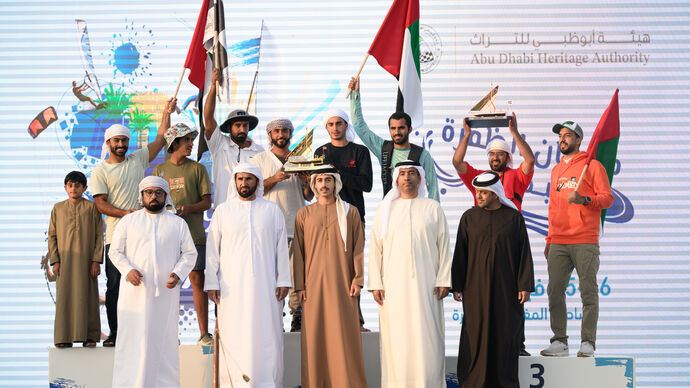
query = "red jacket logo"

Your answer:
(346, 160), (356, 168)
